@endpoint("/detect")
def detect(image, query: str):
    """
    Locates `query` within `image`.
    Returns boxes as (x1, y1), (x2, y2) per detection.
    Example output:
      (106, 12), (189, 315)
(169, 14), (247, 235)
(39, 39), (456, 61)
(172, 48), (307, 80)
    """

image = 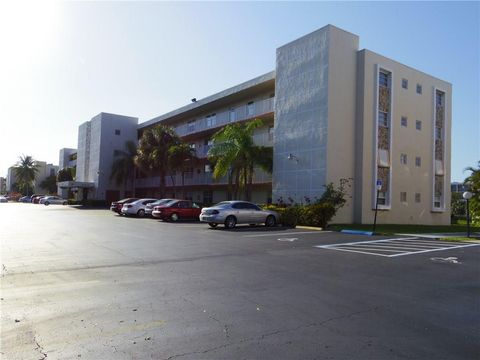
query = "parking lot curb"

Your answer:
(296, 226), (323, 231)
